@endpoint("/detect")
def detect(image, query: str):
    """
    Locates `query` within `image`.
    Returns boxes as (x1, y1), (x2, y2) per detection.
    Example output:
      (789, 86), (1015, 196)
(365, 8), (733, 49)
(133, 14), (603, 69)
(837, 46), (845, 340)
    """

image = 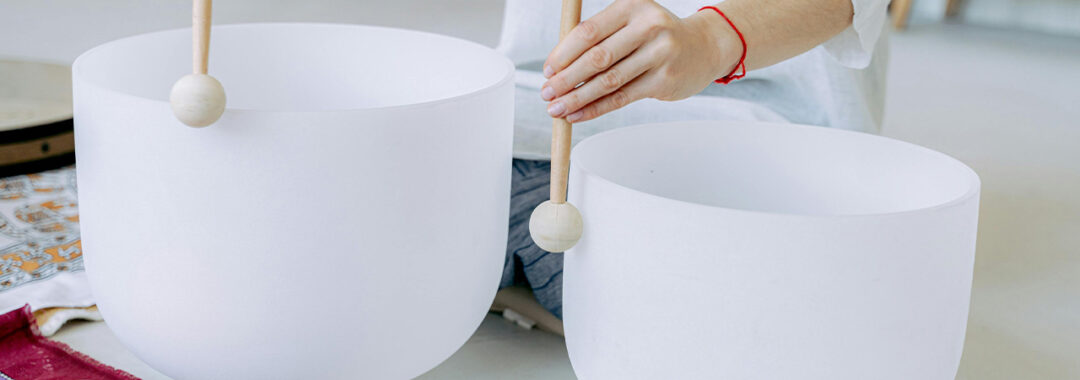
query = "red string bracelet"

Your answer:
(698, 6), (746, 84)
